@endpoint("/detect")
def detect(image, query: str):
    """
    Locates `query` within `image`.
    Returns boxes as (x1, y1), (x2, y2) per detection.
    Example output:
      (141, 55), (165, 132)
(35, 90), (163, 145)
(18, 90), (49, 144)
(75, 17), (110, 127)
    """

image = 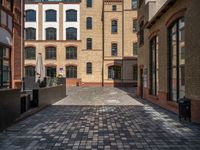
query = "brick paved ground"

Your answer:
(0, 87), (200, 150)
